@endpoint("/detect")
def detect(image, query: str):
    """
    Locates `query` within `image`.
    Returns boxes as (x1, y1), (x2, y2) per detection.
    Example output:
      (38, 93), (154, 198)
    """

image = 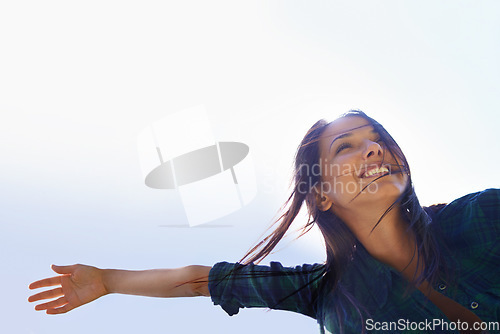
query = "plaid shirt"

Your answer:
(208, 189), (500, 333)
